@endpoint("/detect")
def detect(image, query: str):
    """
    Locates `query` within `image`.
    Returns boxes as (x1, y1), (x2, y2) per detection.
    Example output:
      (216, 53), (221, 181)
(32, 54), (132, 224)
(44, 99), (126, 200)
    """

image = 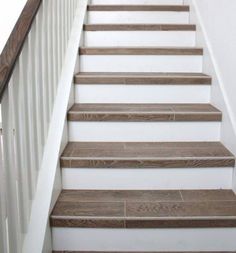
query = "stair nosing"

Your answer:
(74, 73), (212, 85)
(87, 5), (190, 12)
(67, 103), (222, 122)
(84, 24), (196, 31)
(60, 142), (235, 168)
(51, 190), (236, 228)
(79, 47), (203, 55)
(61, 156), (235, 160)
